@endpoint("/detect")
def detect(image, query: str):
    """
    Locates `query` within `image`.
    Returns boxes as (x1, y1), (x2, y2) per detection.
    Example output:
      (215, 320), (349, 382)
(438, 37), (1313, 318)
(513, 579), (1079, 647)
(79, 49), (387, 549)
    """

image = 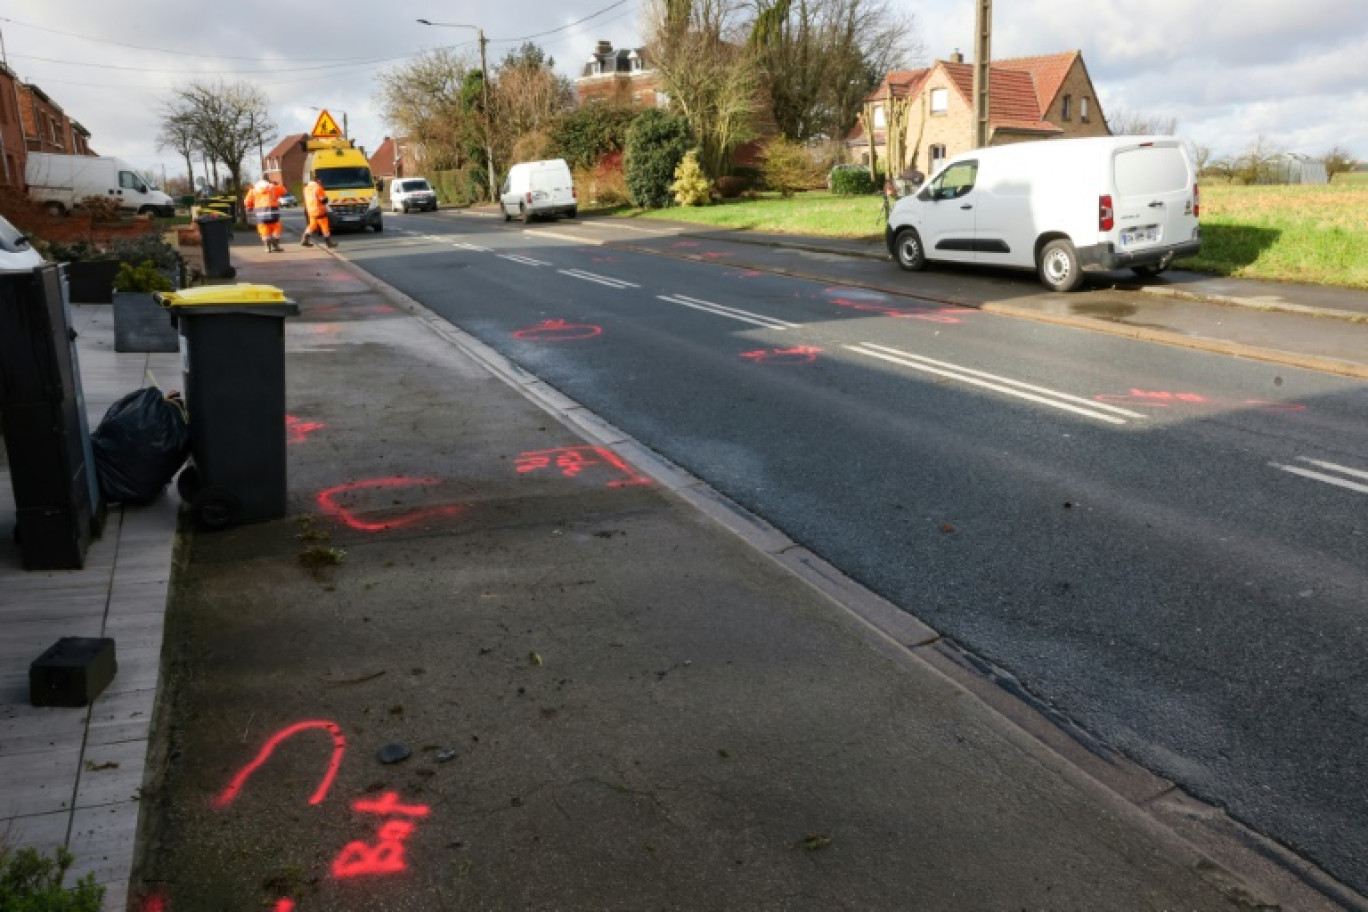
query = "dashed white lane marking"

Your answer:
(1270, 457), (1368, 495)
(846, 343), (1147, 425)
(656, 294), (797, 330)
